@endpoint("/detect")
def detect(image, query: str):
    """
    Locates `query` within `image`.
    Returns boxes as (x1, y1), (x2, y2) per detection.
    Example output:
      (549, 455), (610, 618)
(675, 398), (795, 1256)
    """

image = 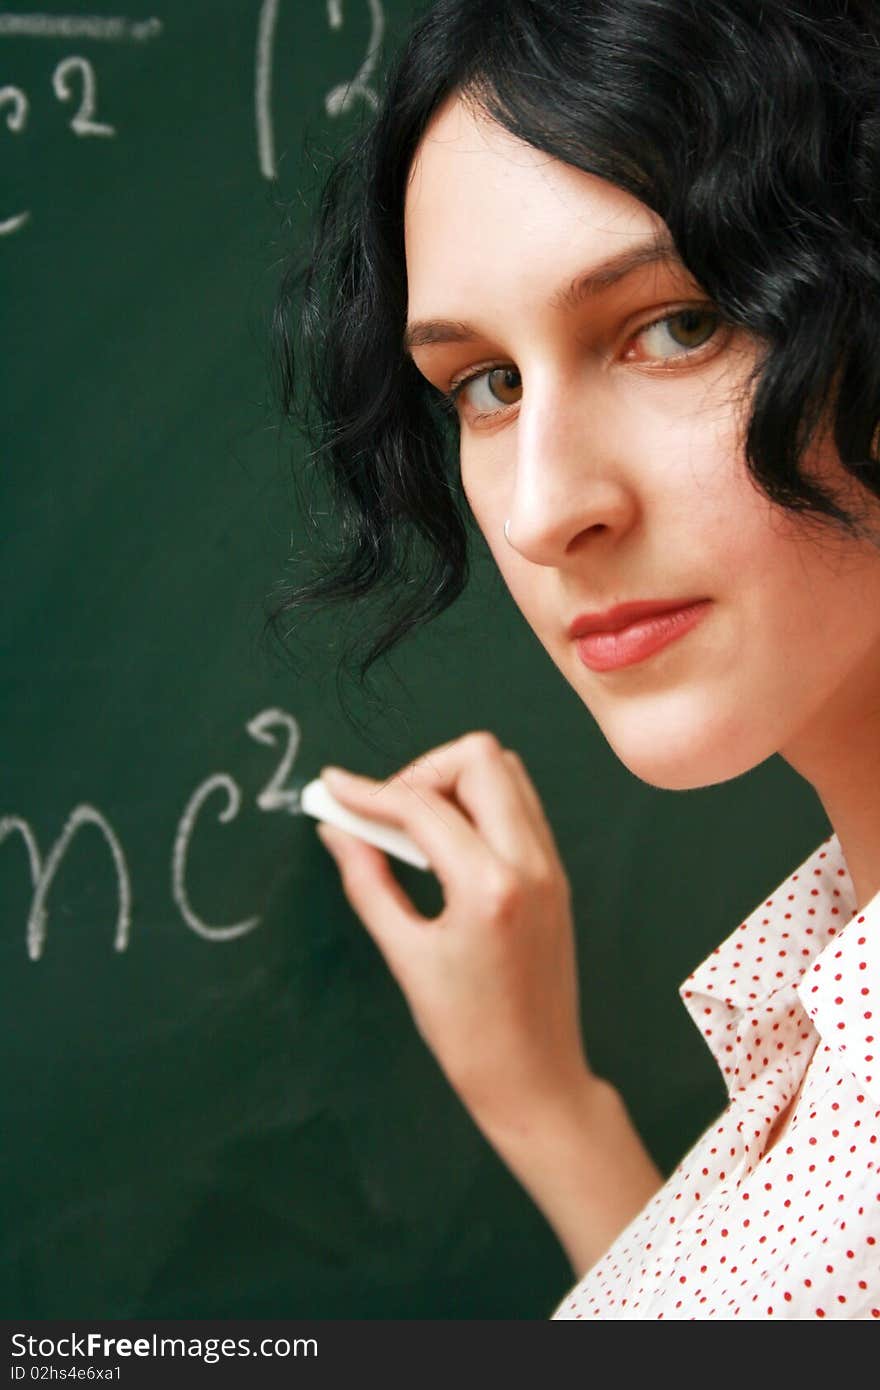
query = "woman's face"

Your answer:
(404, 95), (880, 790)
